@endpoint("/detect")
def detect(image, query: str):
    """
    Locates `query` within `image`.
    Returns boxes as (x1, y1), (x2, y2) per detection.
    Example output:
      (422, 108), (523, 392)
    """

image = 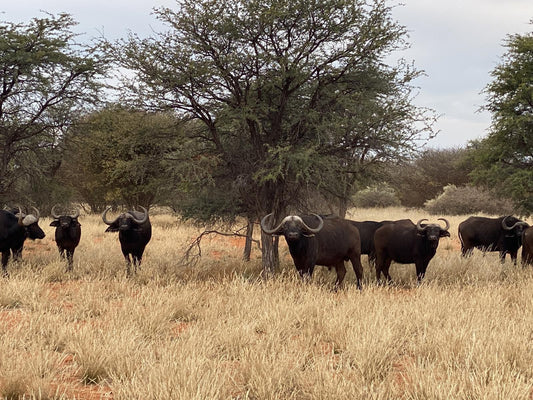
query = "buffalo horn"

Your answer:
(51, 204), (61, 219)
(16, 205), (24, 226)
(31, 206), (40, 221)
(299, 214), (324, 234)
(416, 219), (429, 232)
(129, 206), (148, 224)
(260, 213), (284, 235)
(102, 206), (118, 225)
(438, 218), (450, 231)
(70, 207), (80, 219)
(501, 216), (528, 231)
